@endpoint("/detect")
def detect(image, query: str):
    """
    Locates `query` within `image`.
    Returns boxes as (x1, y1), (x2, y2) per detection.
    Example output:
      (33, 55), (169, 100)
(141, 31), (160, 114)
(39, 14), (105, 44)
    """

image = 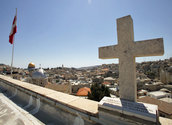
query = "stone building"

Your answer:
(144, 82), (163, 91)
(26, 62), (48, 87)
(103, 77), (116, 84)
(147, 91), (171, 99)
(31, 68), (48, 87)
(160, 66), (172, 84)
(45, 82), (71, 94)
